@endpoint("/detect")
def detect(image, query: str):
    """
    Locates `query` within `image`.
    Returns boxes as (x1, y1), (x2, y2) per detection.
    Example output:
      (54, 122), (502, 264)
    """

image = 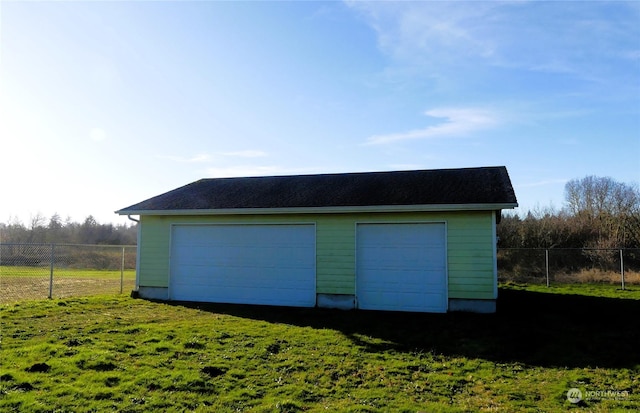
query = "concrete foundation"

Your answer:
(132, 289), (495, 314)
(448, 298), (496, 313)
(136, 286), (169, 300)
(316, 294), (356, 310)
